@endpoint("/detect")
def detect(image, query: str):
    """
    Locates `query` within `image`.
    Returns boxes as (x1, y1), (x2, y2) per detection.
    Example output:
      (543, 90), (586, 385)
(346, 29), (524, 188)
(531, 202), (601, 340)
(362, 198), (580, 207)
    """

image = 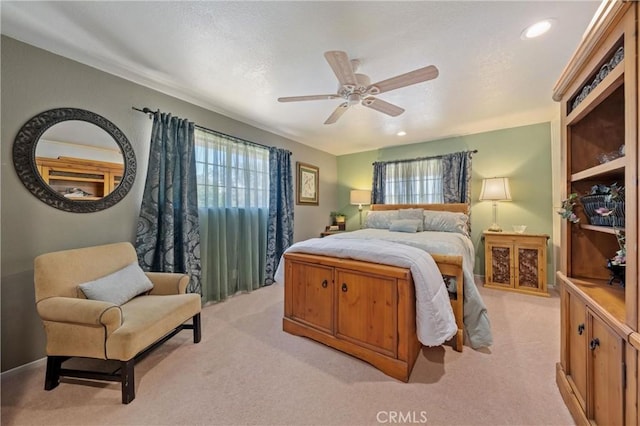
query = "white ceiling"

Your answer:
(1, 1), (600, 156)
